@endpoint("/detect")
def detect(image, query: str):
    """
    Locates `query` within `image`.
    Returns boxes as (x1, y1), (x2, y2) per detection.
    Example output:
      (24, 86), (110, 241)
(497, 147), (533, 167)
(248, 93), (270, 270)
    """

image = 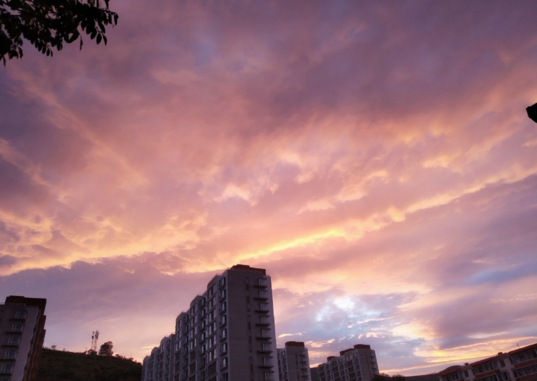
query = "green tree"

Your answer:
(98, 341), (113, 356)
(0, 0), (118, 65)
